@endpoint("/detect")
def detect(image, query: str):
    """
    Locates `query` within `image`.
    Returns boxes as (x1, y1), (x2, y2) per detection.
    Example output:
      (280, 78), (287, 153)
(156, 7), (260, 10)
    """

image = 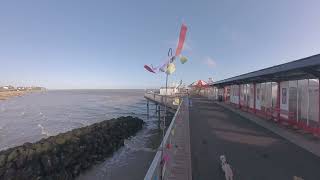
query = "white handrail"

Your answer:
(144, 98), (188, 180)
